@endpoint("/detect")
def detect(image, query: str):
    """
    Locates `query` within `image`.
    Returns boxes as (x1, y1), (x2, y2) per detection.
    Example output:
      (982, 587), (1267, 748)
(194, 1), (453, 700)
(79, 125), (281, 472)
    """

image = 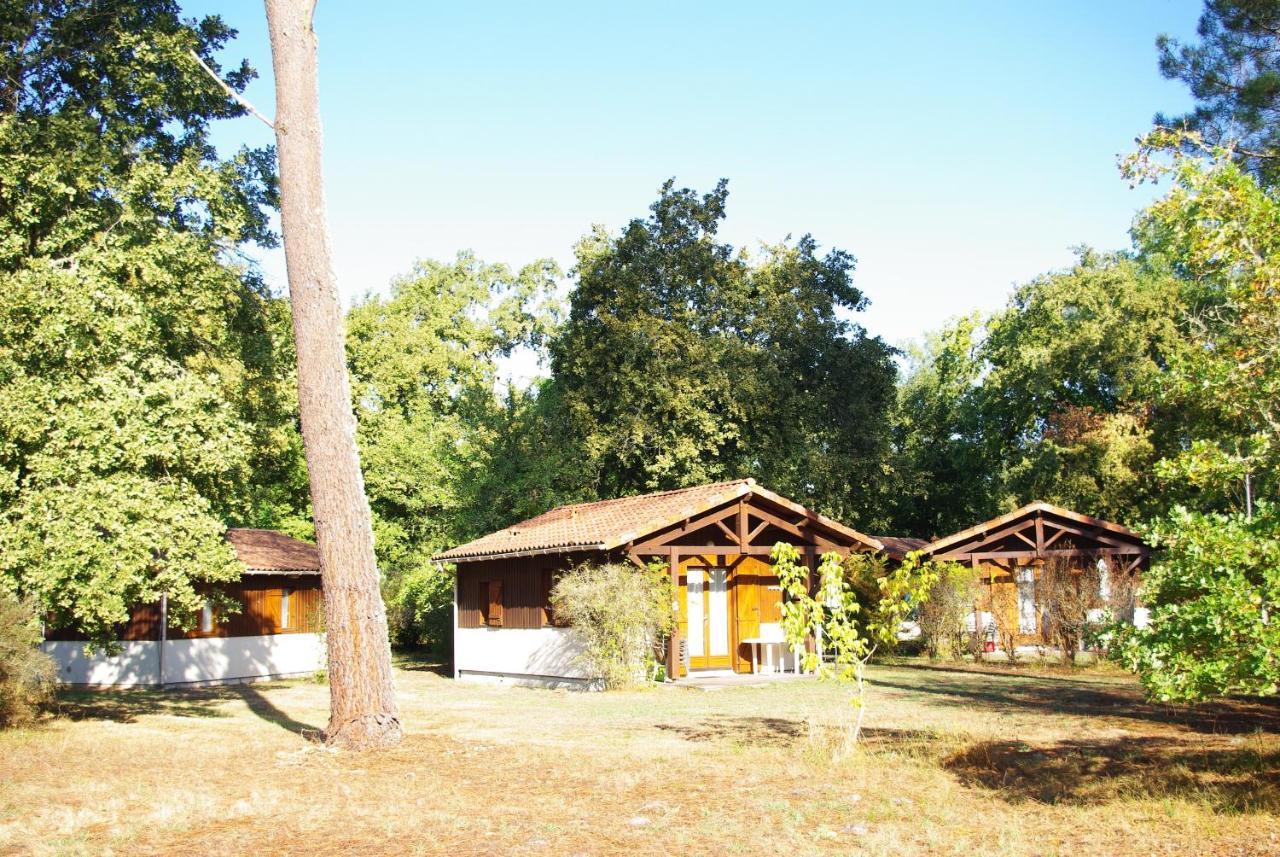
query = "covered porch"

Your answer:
(620, 481), (882, 679)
